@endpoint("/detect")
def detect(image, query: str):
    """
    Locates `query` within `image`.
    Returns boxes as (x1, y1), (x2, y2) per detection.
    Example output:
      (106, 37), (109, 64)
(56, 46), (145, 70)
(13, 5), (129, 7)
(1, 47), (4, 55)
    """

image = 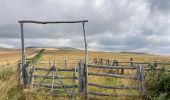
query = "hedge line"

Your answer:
(26, 49), (45, 65)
